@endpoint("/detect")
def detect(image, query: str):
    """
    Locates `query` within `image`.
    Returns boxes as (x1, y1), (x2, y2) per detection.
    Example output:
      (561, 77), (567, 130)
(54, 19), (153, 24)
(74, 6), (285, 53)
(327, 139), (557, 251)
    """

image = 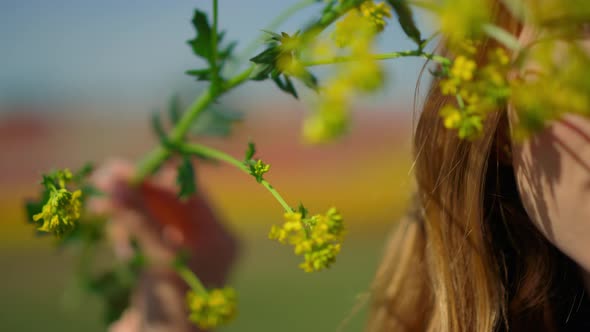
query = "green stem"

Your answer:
(177, 143), (293, 213)
(456, 93), (466, 110)
(303, 50), (450, 66)
(406, 0), (440, 11)
(211, 0), (220, 94)
(132, 65), (255, 184)
(174, 263), (207, 296)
